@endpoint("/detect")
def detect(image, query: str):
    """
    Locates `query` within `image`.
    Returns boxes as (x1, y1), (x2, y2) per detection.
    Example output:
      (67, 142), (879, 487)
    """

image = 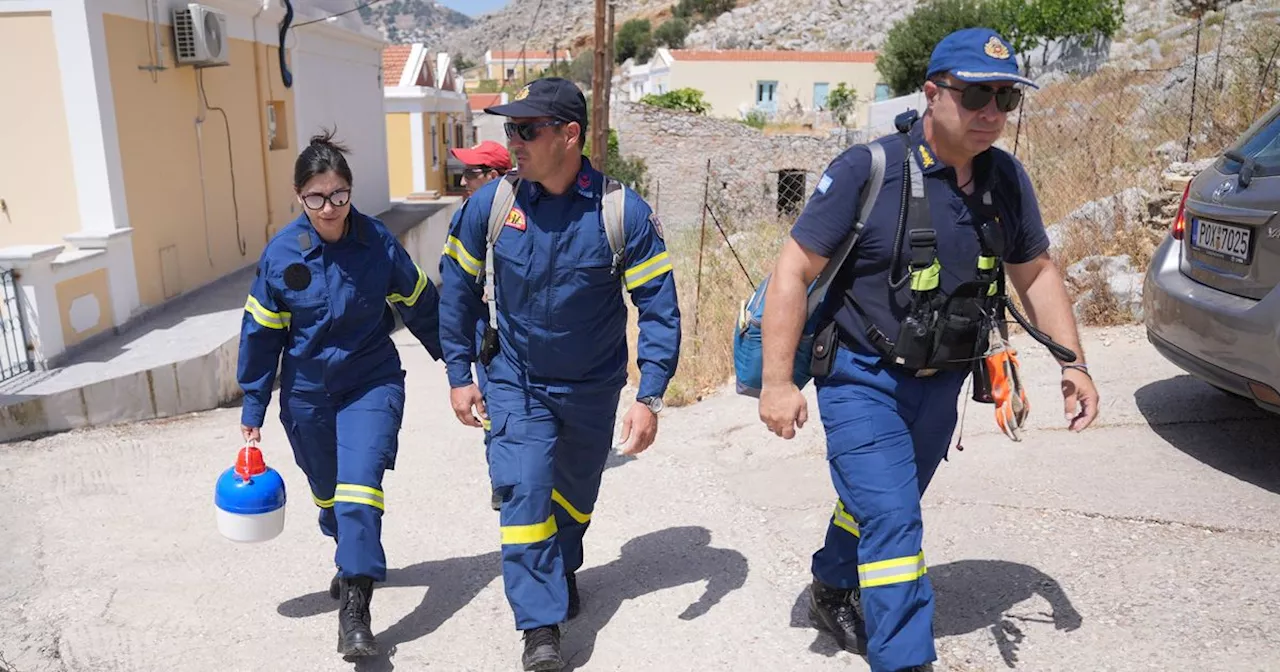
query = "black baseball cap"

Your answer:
(484, 77), (589, 129)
